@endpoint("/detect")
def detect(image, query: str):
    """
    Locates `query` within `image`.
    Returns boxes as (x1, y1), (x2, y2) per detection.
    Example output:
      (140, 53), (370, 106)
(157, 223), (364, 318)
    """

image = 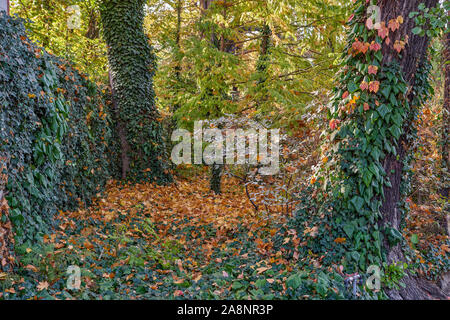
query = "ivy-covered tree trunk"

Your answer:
(100, 0), (172, 183)
(320, 0), (447, 300)
(442, 29), (449, 199)
(375, 0), (447, 300)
